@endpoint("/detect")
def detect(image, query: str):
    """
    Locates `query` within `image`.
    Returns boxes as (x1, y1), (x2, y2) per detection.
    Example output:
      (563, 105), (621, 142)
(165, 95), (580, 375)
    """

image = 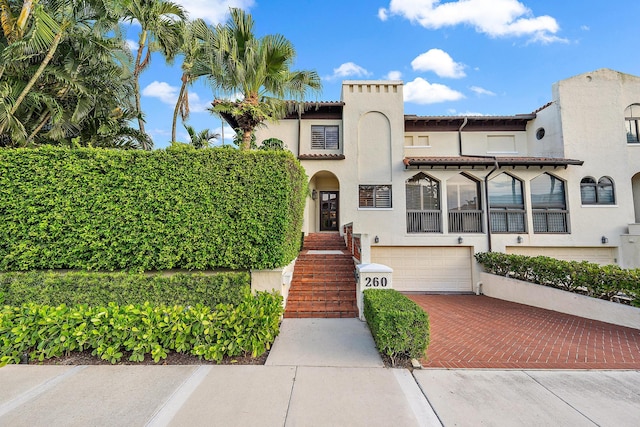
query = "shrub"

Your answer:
(363, 289), (429, 366)
(0, 146), (307, 271)
(0, 291), (283, 366)
(475, 252), (639, 305)
(0, 271), (250, 308)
